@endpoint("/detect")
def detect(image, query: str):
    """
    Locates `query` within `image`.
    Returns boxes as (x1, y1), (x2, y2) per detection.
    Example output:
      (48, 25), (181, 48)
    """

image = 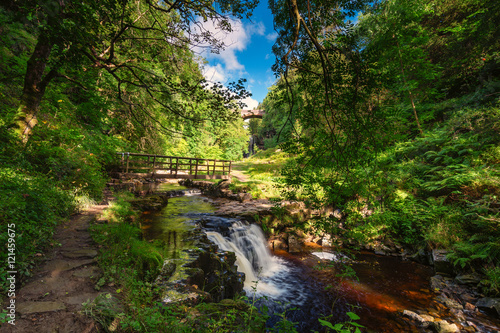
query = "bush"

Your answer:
(0, 168), (75, 290)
